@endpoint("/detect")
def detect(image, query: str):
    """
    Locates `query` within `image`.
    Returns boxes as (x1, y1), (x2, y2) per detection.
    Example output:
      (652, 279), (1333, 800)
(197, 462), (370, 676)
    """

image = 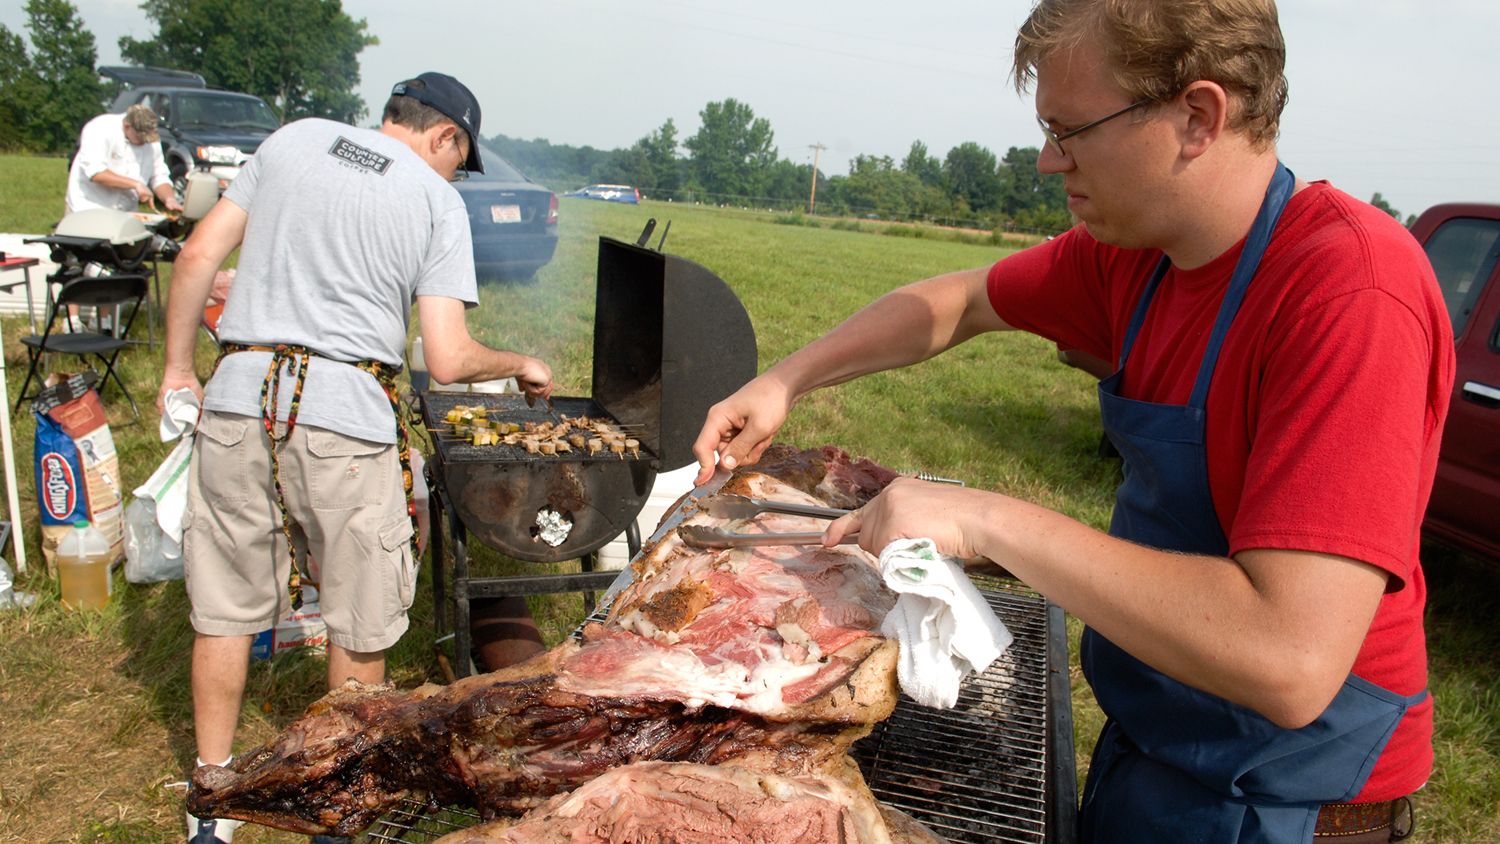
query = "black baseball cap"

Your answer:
(392, 72), (484, 174)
